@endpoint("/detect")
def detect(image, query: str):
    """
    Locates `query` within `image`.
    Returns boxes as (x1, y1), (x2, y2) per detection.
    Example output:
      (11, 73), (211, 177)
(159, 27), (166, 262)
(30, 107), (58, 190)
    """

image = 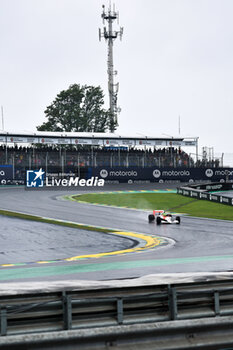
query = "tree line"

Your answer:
(37, 84), (117, 133)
